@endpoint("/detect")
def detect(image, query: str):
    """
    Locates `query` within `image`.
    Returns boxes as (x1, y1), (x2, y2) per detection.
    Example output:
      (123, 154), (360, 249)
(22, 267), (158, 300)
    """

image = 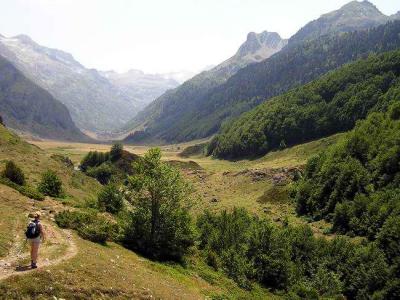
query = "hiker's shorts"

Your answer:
(28, 237), (41, 244)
